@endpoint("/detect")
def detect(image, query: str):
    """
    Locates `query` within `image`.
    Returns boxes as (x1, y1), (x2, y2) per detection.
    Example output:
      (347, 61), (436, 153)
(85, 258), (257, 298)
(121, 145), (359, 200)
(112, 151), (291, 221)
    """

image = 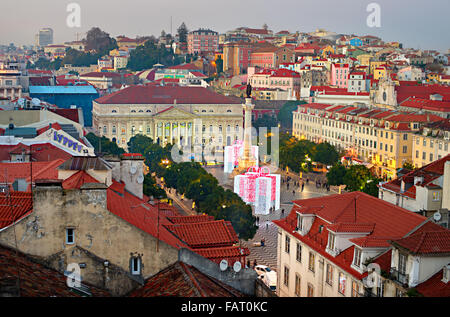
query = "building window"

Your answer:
(327, 233), (336, 251)
(351, 281), (360, 297)
(398, 253), (407, 275)
(283, 266), (289, 287)
(353, 248), (362, 267)
(112, 126), (116, 134)
(285, 235), (290, 254)
(308, 252), (315, 272)
(326, 263), (333, 285)
(66, 228), (75, 244)
(432, 191), (440, 201)
(296, 243), (302, 262)
(338, 272), (346, 295)
(295, 274), (301, 296)
(307, 283), (314, 297)
(403, 134), (408, 140)
(296, 214), (302, 231)
(430, 153), (433, 161)
(130, 257), (141, 275)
